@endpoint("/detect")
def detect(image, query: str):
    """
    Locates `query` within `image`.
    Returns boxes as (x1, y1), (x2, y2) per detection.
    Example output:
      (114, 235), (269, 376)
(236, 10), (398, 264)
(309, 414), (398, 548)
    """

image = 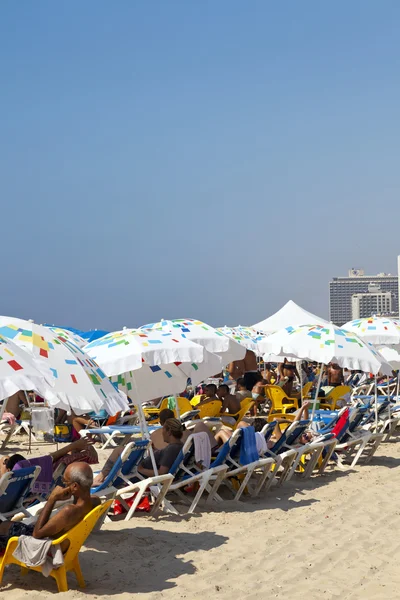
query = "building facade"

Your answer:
(329, 269), (399, 325)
